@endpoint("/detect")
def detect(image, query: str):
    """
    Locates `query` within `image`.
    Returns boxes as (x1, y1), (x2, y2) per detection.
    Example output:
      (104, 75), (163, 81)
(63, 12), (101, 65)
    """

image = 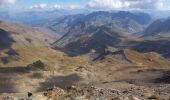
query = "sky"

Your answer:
(0, 0), (170, 11)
